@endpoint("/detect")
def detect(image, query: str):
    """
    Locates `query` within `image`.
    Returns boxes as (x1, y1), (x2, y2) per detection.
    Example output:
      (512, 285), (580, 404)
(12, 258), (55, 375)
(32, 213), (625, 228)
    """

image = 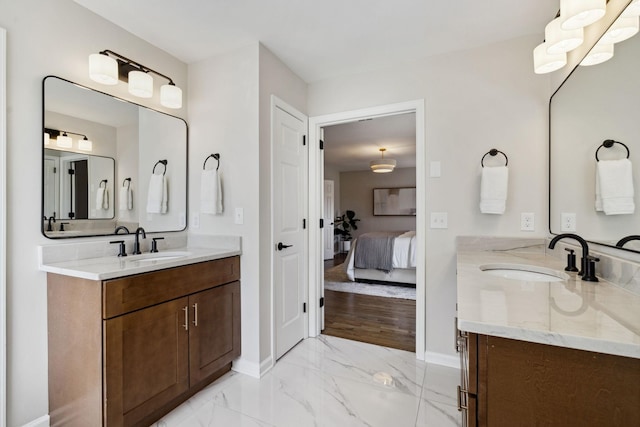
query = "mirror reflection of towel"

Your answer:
(119, 187), (133, 211)
(201, 169), (223, 214)
(146, 174), (167, 214)
(95, 187), (109, 210)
